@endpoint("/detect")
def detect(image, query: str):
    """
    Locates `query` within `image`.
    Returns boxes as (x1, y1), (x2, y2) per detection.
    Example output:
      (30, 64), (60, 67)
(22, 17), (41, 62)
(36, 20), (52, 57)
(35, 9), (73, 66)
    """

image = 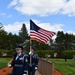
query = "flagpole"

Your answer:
(30, 40), (32, 66)
(30, 18), (32, 66)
